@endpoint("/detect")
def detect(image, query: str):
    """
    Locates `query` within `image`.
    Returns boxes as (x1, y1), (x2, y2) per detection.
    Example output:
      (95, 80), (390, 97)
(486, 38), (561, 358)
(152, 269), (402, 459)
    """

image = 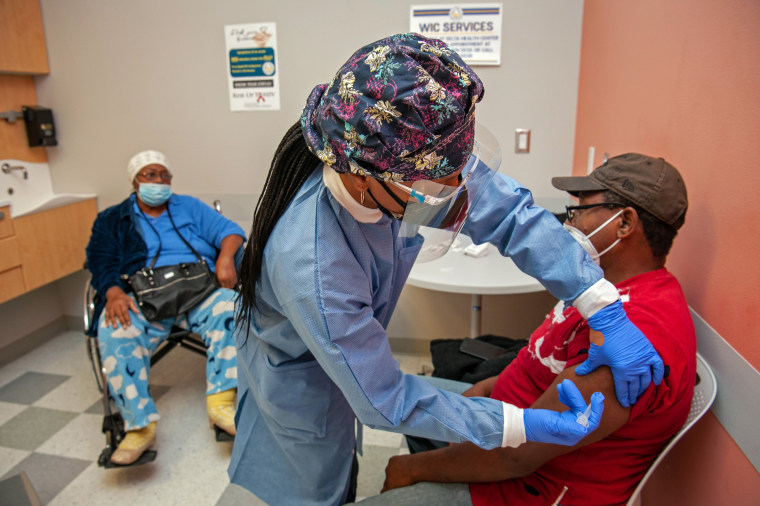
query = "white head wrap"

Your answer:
(127, 150), (170, 182)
